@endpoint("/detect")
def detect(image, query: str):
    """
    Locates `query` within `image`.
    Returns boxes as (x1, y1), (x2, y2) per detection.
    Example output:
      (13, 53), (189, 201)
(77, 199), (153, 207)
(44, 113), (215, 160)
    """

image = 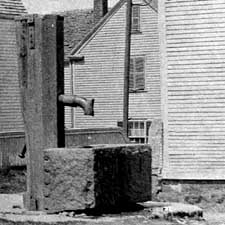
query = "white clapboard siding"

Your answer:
(0, 18), (24, 132)
(160, 0), (225, 179)
(72, 2), (160, 129)
(64, 64), (72, 128)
